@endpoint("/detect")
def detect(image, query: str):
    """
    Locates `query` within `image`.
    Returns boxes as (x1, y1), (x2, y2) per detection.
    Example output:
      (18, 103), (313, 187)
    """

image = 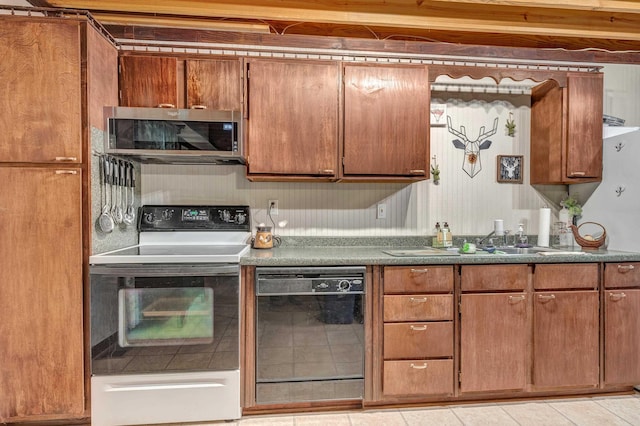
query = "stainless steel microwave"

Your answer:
(105, 106), (244, 164)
